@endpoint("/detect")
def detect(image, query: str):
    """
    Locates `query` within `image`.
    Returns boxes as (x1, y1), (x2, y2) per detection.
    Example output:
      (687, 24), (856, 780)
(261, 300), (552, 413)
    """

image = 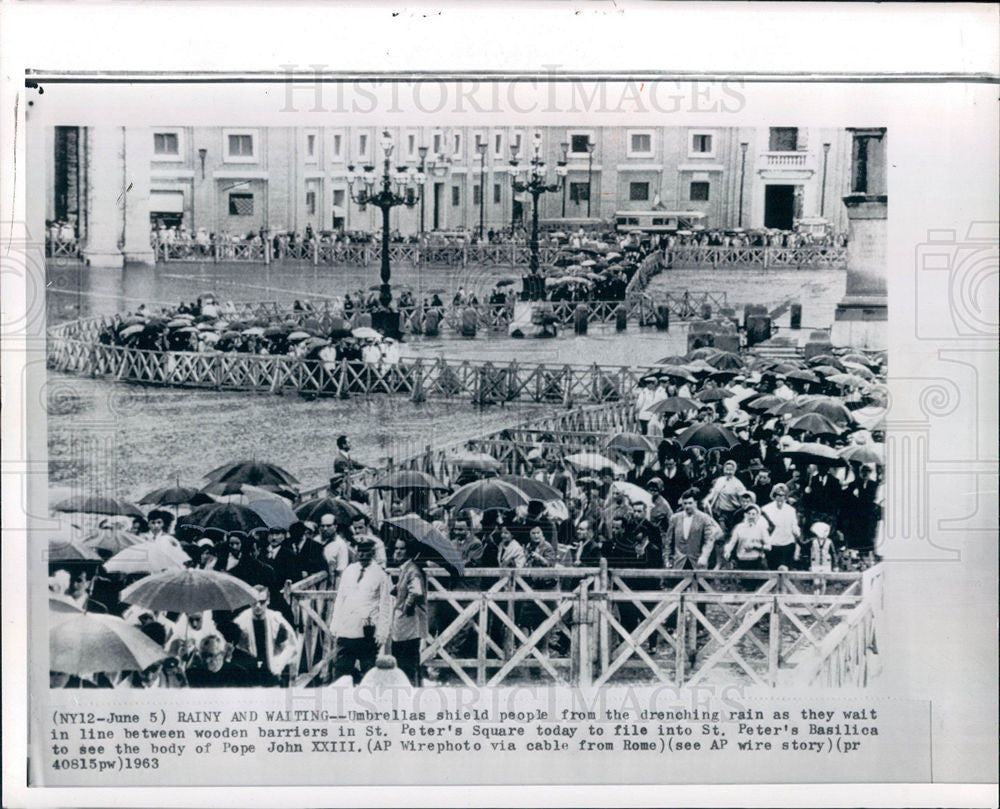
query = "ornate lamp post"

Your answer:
(476, 140), (488, 238)
(346, 131), (424, 333)
(559, 141), (569, 217)
(738, 141), (749, 228)
(508, 133), (568, 298)
(586, 139), (596, 218)
(417, 145), (429, 234)
(820, 142), (831, 217)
